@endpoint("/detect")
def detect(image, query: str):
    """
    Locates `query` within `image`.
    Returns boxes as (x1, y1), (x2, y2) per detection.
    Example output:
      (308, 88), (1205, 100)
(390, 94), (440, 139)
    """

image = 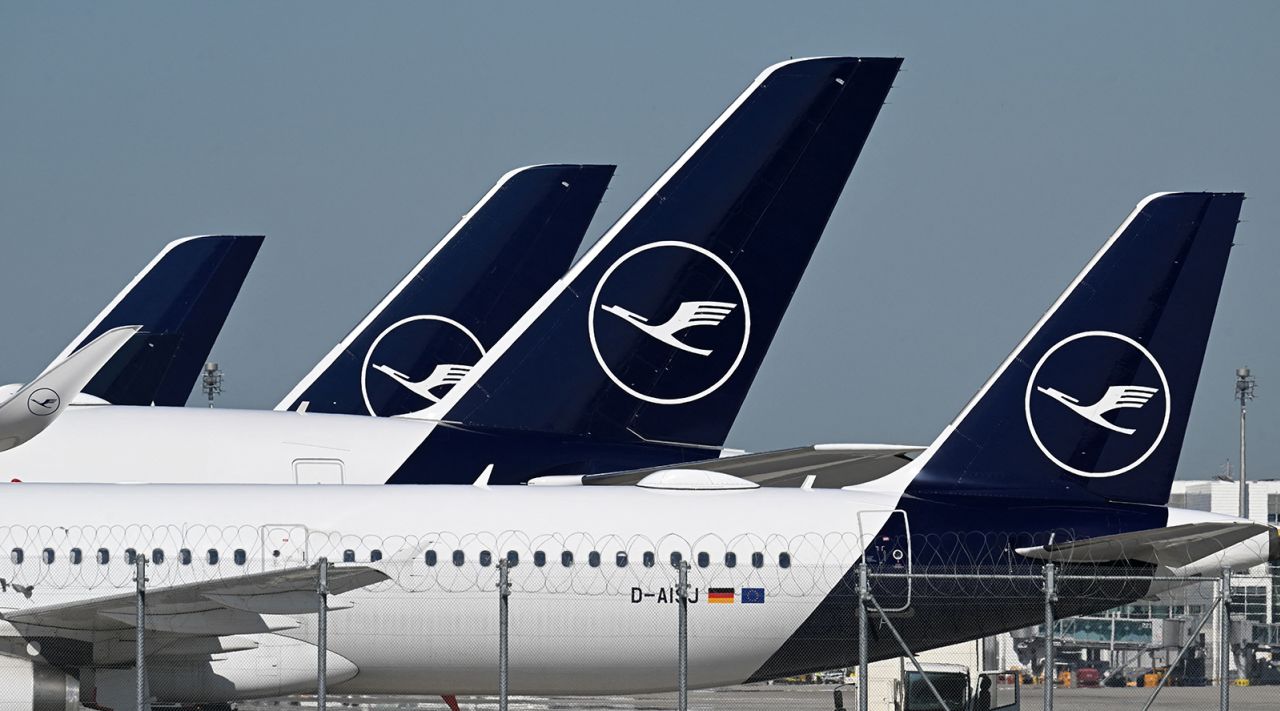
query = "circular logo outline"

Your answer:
(588, 240), (751, 406)
(27, 388), (60, 417)
(360, 315), (485, 417)
(1024, 330), (1171, 478)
